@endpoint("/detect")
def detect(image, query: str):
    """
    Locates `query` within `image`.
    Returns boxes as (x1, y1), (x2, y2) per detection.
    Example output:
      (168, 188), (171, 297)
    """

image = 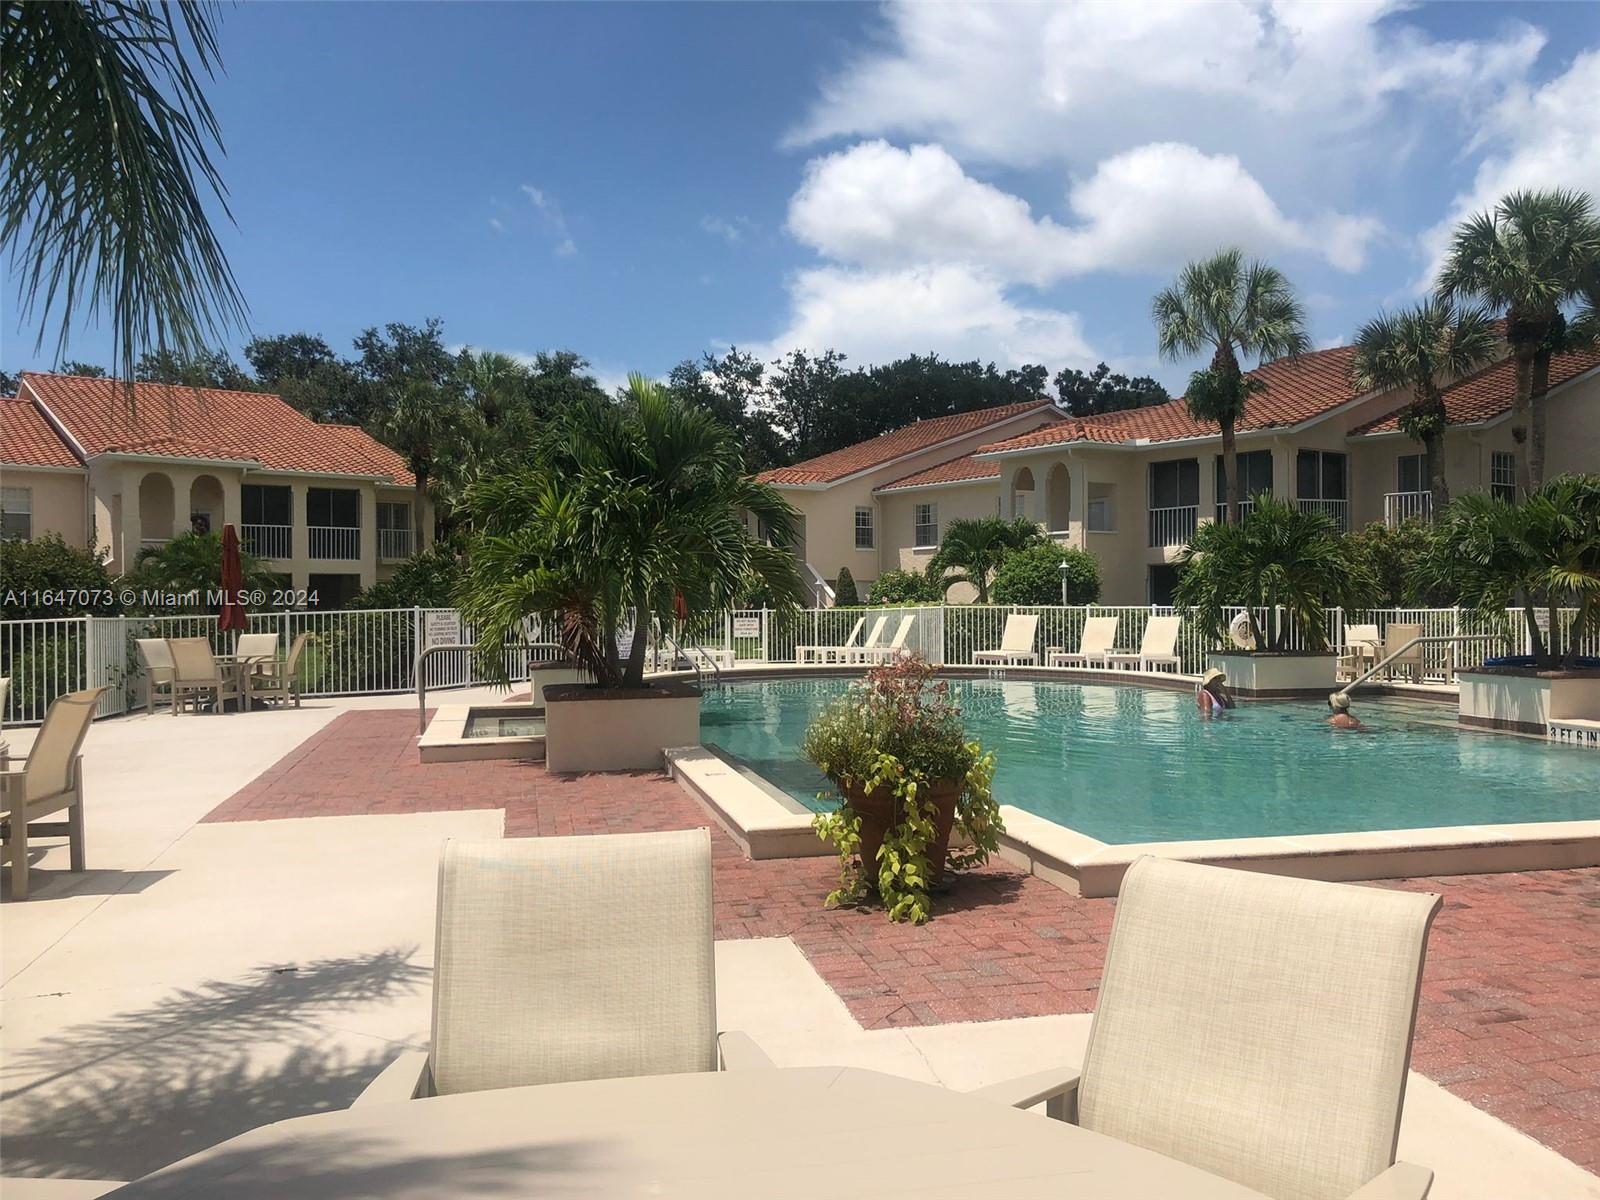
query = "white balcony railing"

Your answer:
(1212, 497), (1259, 524)
(1148, 504), (1198, 547)
(241, 523), (292, 559)
(1384, 491), (1431, 527)
(378, 527), (413, 561)
(139, 537), (169, 552)
(308, 525), (360, 560)
(1297, 497), (1349, 530)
